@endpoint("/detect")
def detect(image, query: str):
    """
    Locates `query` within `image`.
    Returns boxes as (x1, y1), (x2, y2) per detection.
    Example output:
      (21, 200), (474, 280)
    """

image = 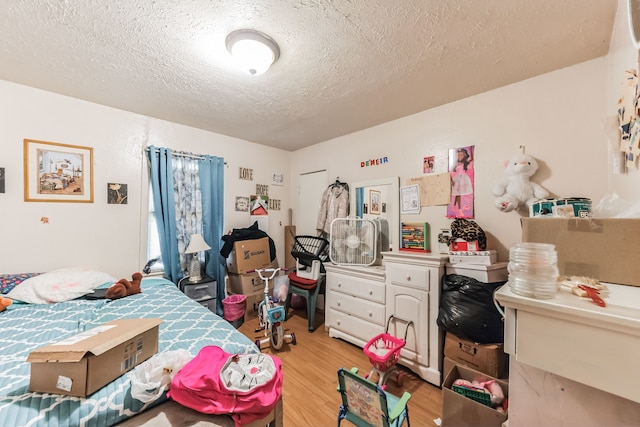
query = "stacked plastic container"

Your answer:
(507, 242), (559, 299)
